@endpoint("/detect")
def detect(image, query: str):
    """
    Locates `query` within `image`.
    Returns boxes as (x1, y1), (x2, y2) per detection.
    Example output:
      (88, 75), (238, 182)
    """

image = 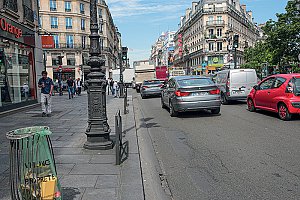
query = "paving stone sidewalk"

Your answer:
(0, 90), (144, 200)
